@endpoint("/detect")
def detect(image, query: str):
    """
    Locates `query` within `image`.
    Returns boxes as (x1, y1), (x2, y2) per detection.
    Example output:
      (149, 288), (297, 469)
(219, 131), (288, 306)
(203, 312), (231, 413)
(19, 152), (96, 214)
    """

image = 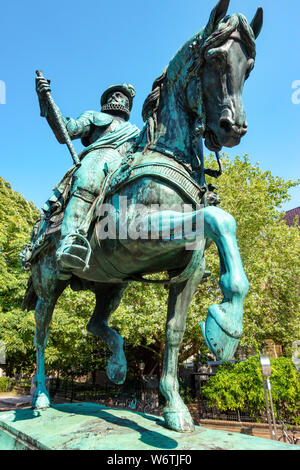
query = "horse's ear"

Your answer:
(204, 0), (230, 36)
(250, 7), (263, 39)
